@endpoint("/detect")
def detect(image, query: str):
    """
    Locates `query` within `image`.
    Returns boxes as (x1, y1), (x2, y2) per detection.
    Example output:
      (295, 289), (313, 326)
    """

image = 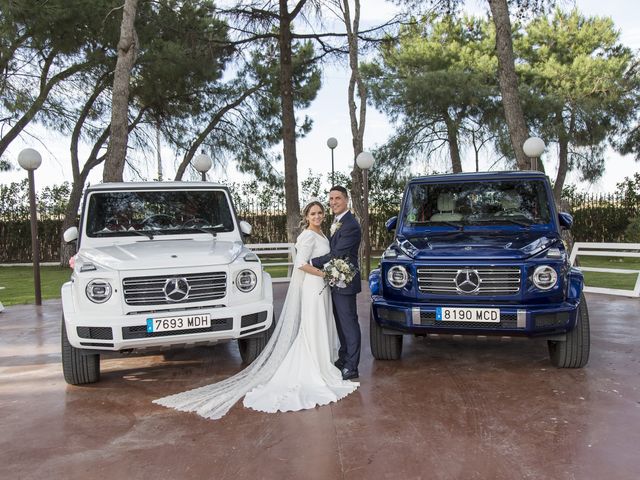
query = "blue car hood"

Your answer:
(400, 230), (559, 260)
